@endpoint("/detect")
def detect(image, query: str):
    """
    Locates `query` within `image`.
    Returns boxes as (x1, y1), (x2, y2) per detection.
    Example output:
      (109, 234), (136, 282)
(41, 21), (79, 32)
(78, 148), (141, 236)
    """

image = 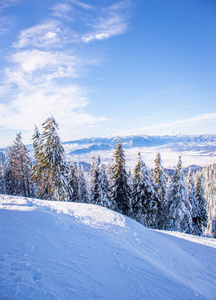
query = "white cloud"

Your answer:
(0, 0), (20, 10)
(11, 50), (58, 72)
(82, 14), (128, 43)
(70, 0), (94, 10)
(5, 50), (81, 89)
(80, 1), (131, 43)
(109, 1), (131, 11)
(51, 3), (73, 19)
(14, 22), (62, 48)
(1, 45), (105, 146)
(82, 33), (109, 43)
(0, 84), (106, 145)
(52, 3), (71, 13)
(0, 1), (132, 146)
